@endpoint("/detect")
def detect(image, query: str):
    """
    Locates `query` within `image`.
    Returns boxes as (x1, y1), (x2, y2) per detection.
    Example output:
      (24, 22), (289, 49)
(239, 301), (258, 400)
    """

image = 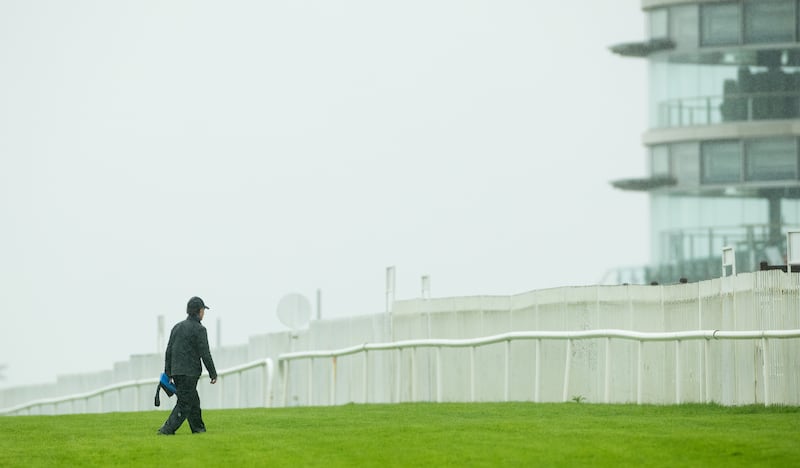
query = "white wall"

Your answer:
(3, 270), (799, 414)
